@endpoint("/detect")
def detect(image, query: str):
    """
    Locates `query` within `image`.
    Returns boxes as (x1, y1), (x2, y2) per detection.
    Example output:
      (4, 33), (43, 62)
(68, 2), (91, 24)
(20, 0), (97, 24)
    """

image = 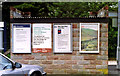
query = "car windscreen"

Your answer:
(0, 54), (12, 70)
